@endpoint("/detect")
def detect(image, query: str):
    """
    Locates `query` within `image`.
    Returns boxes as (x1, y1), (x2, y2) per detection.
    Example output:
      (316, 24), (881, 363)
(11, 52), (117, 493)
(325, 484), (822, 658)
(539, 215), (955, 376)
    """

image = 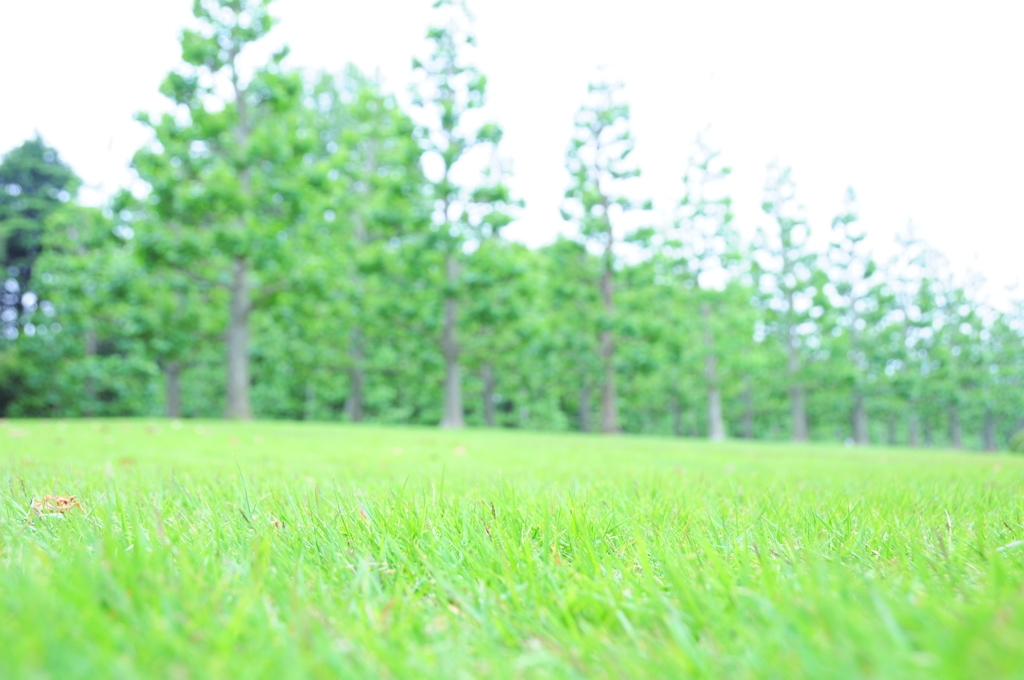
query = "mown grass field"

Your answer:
(2, 419), (1023, 679)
